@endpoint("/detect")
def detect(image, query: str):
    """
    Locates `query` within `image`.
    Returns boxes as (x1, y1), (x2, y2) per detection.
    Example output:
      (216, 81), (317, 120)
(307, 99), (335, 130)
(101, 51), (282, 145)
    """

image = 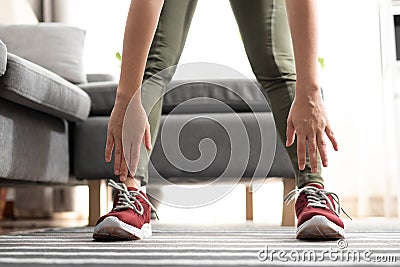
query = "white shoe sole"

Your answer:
(296, 215), (345, 240)
(93, 216), (152, 241)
